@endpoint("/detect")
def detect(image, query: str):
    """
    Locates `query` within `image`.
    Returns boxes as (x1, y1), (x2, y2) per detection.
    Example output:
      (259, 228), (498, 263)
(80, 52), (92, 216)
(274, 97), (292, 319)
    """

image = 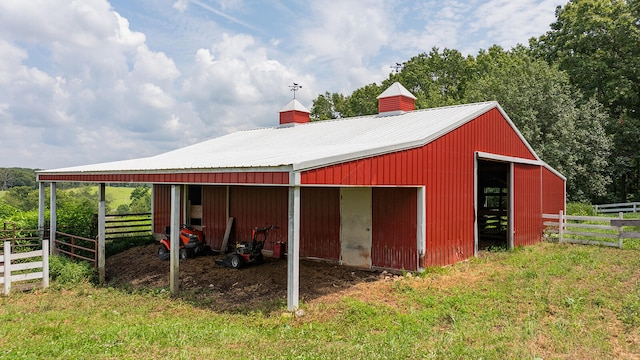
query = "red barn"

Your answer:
(37, 82), (566, 310)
